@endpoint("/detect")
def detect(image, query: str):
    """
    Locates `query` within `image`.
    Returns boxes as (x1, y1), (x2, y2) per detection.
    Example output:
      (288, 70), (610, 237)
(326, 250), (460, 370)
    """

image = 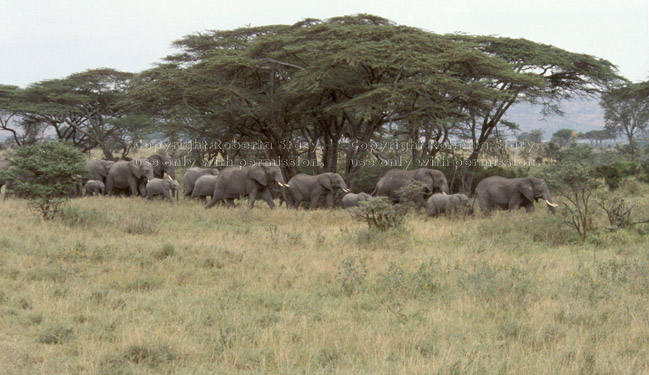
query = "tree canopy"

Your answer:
(0, 15), (623, 188)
